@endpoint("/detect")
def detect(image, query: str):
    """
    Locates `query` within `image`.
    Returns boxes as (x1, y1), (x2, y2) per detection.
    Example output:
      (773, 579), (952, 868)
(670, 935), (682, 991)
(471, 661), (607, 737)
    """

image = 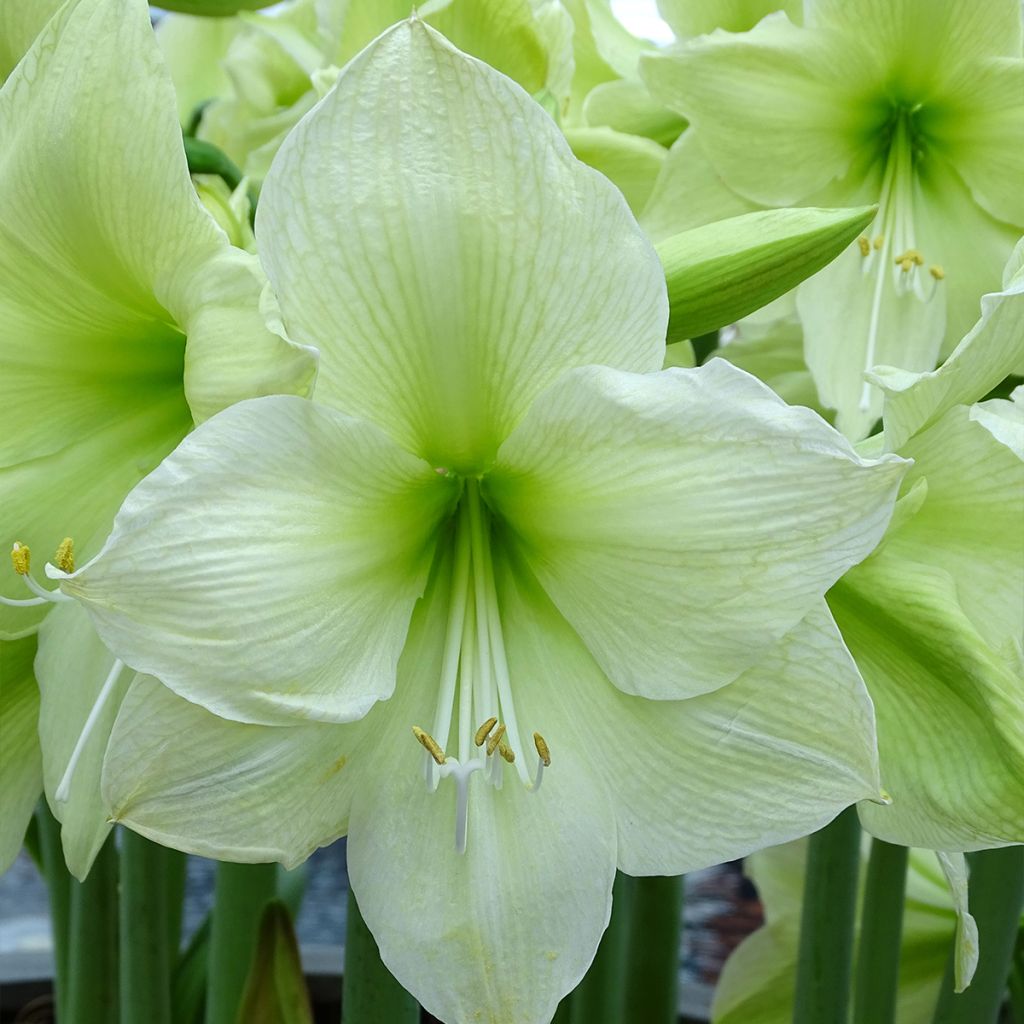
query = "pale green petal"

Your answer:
(347, 553), (617, 1024)
(563, 125), (666, 213)
(711, 920), (799, 1024)
(882, 403), (1024, 656)
(0, 635), (41, 874)
(157, 13), (240, 122)
(935, 852), (979, 992)
(35, 603), (129, 879)
(872, 239), (1024, 450)
(641, 16), (875, 206)
(832, 557), (1024, 850)
(488, 362), (907, 700)
(931, 59), (1024, 227)
(582, 78), (685, 147)
(61, 396), (456, 726)
(102, 675), (364, 868)
(796, 239), (947, 441)
(560, 0), (618, 118)
(257, 19), (667, 472)
(809, 0), (1022, 76)
(657, 0), (802, 37)
(640, 130), (760, 243)
(497, 555), (880, 874)
(0, 0), (63, 81)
